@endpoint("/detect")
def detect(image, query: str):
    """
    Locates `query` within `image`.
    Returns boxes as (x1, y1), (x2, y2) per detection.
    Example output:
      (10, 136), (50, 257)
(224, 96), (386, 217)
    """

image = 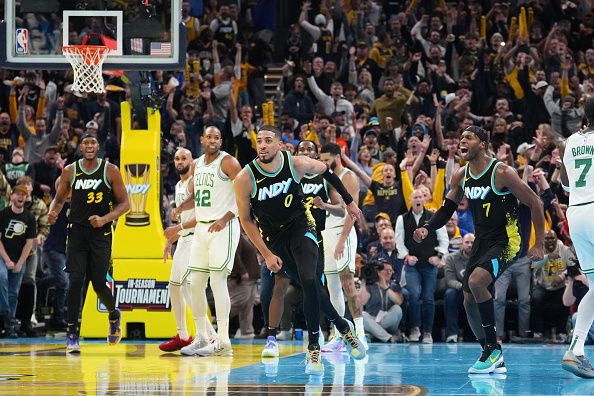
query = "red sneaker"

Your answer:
(159, 335), (193, 352)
